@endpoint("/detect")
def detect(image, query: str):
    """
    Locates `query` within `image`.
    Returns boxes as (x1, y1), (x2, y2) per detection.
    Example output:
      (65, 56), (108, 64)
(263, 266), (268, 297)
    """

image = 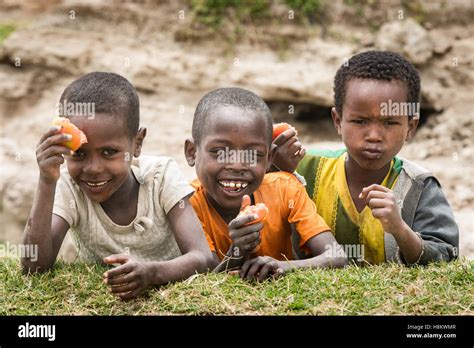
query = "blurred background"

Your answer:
(0, 0), (473, 261)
